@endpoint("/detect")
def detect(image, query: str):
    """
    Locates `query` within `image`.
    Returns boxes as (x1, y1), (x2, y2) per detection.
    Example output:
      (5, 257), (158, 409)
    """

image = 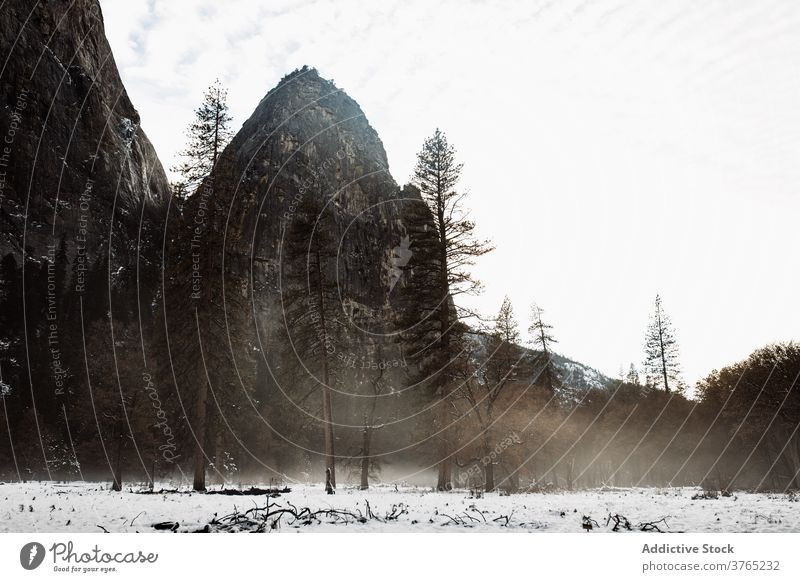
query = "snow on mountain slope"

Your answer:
(465, 332), (614, 397)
